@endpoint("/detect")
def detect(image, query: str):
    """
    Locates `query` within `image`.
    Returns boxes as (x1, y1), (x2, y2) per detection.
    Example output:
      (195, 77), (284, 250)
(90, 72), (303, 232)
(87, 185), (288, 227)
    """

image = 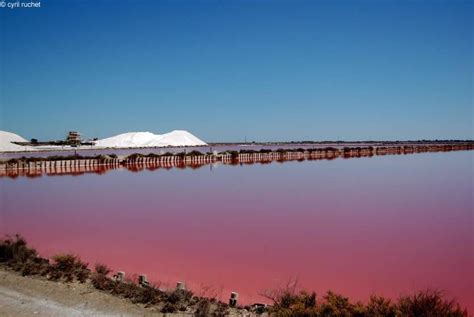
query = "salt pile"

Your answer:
(0, 131), (33, 152)
(0, 129), (206, 152)
(95, 130), (206, 148)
